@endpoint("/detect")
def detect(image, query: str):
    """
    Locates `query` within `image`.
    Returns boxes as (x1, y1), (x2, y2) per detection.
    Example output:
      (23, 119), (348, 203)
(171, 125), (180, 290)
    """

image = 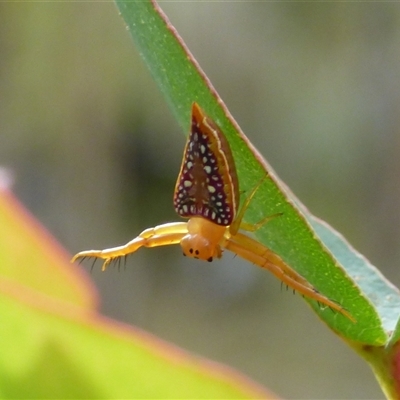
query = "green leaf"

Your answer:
(0, 190), (274, 398)
(115, 0), (400, 346)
